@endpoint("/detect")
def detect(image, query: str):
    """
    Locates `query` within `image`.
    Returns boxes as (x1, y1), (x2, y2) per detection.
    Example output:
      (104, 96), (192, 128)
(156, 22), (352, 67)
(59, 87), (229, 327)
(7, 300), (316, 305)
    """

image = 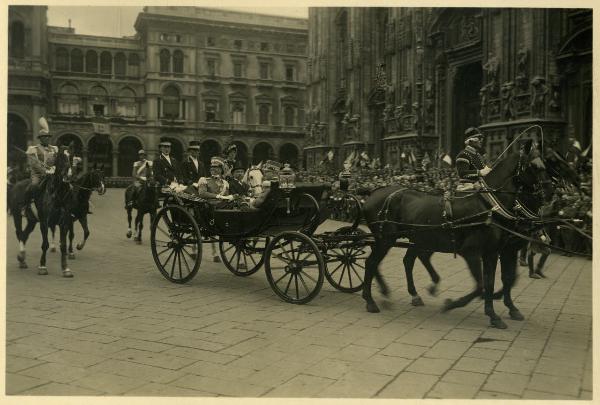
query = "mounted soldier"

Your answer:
(181, 140), (206, 186)
(127, 149), (153, 207)
(455, 127), (492, 187)
(153, 138), (182, 186)
(23, 117), (59, 206)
